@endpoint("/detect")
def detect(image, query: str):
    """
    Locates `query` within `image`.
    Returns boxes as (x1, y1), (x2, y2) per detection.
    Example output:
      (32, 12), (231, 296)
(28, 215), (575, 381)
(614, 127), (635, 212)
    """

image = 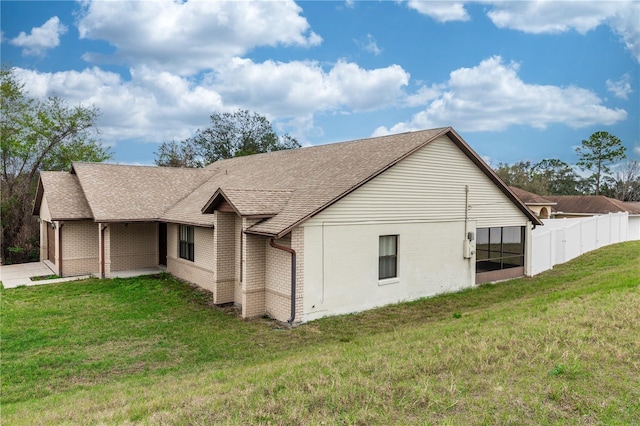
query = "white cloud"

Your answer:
(12, 57), (409, 146)
(377, 56), (627, 134)
(405, 1), (470, 22)
(607, 2), (640, 63)
(403, 1), (640, 62)
(486, 1), (616, 34)
(13, 67), (224, 144)
(357, 34), (382, 55)
(404, 84), (443, 107)
(210, 58), (410, 115)
(485, 1), (640, 62)
(77, 0), (321, 75)
(9, 16), (67, 57)
(606, 74), (633, 100)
